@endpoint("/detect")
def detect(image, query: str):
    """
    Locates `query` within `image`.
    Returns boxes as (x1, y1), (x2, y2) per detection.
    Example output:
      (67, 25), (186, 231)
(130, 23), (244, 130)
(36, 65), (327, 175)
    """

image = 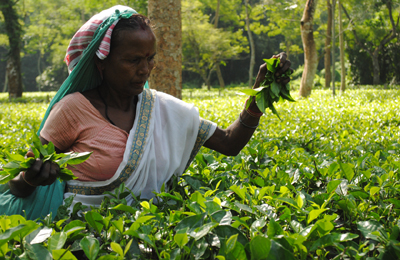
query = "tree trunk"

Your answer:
(338, 0), (346, 92)
(3, 70), (7, 92)
(299, 0), (318, 98)
(148, 0), (182, 99)
(214, 0), (225, 89)
(214, 0), (220, 28)
(245, 0), (255, 88)
(286, 41), (291, 59)
(0, 0), (23, 99)
(372, 49), (380, 85)
(215, 65), (225, 88)
(324, 0), (332, 89)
